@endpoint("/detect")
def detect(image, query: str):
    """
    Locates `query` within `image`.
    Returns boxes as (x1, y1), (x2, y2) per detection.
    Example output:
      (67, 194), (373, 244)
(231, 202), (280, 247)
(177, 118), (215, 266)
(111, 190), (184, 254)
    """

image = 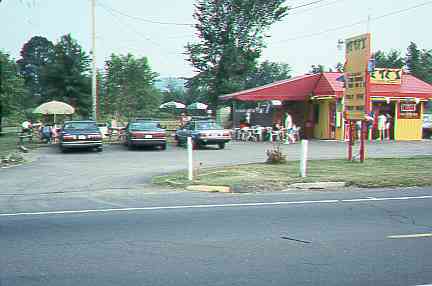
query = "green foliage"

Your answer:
(245, 60), (291, 88)
(0, 51), (27, 130)
(102, 53), (161, 120)
(185, 0), (288, 108)
(406, 42), (432, 84)
(17, 36), (55, 106)
(40, 34), (92, 117)
(372, 50), (404, 69)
